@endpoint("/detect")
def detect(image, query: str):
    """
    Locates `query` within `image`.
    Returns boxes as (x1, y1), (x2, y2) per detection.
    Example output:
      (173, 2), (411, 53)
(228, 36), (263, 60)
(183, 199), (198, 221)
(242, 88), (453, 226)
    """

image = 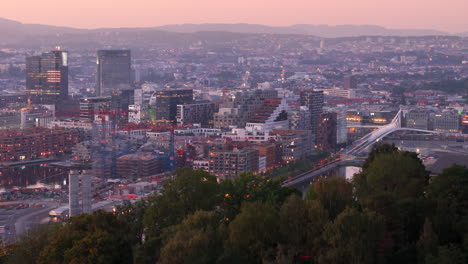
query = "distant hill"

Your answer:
(156, 23), (449, 37)
(0, 17), (456, 47)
